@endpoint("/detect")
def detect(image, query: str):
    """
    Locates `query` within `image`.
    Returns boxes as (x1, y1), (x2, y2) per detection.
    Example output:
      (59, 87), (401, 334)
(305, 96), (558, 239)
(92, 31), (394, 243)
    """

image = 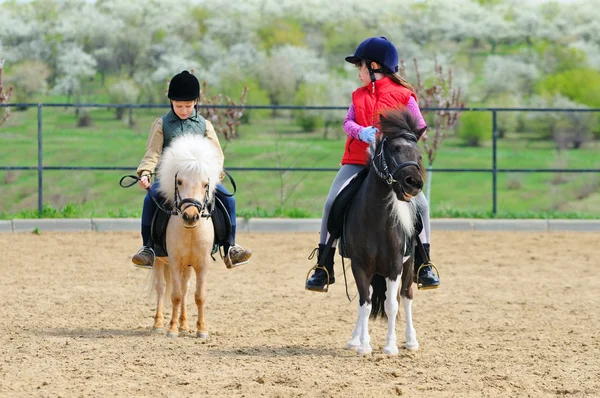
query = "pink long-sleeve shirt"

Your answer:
(343, 97), (427, 140)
